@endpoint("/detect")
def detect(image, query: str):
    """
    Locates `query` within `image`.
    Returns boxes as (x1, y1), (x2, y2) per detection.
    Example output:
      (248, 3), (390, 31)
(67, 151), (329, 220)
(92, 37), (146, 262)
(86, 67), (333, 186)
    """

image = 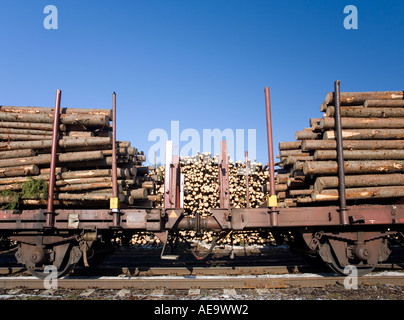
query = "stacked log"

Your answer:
(0, 105), (152, 209)
(150, 153), (275, 245)
(153, 152), (268, 216)
(276, 90), (404, 206)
